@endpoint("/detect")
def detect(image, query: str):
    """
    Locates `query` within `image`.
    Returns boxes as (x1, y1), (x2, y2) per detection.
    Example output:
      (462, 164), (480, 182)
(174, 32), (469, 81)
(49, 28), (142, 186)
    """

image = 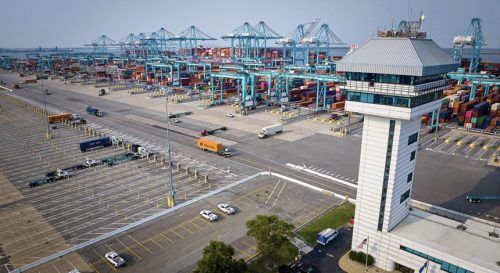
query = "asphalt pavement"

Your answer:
(300, 226), (352, 273)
